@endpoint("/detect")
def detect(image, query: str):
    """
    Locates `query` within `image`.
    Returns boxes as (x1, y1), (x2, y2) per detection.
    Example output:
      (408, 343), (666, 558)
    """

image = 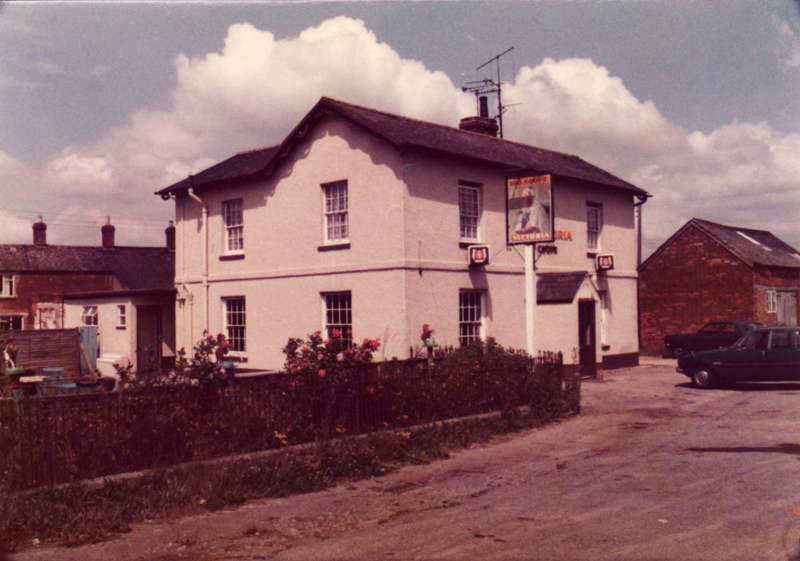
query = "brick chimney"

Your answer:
(32, 216), (47, 246)
(101, 216), (115, 248)
(165, 220), (175, 250)
(459, 95), (499, 137)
